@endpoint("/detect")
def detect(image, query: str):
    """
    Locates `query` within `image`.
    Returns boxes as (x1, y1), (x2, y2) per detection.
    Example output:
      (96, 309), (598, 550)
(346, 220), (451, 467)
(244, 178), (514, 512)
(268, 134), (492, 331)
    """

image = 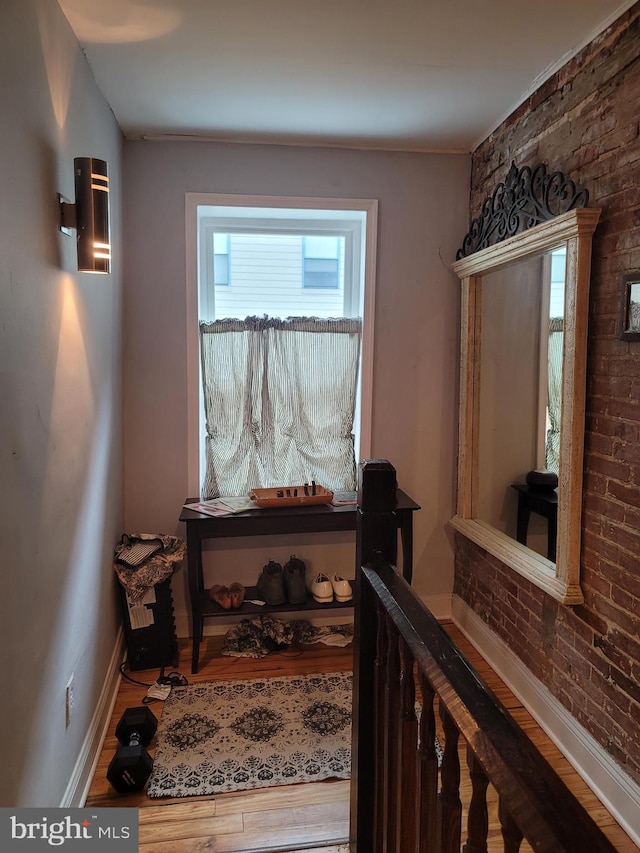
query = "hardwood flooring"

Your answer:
(84, 626), (638, 852)
(85, 635), (352, 851)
